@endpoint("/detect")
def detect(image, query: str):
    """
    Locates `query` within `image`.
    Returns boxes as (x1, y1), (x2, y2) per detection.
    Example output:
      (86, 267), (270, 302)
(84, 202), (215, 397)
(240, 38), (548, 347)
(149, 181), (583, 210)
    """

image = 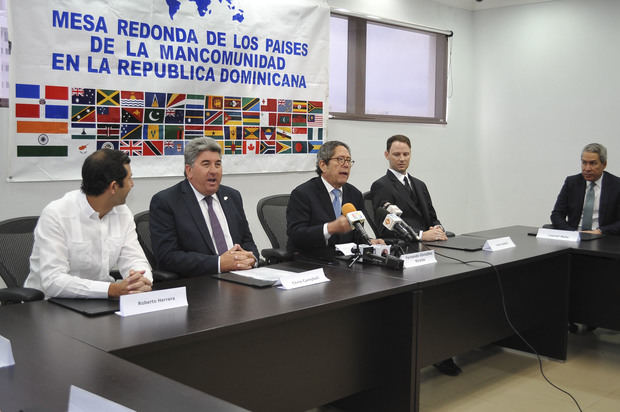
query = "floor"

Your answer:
(308, 328), (620, 412)
(419, 329), (620, 412)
